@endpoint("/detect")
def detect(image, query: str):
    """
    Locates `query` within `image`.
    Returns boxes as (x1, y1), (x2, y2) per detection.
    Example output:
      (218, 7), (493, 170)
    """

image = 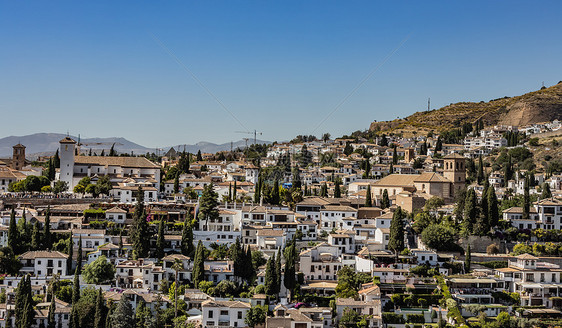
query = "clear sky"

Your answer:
(1, 1), (561, 148)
